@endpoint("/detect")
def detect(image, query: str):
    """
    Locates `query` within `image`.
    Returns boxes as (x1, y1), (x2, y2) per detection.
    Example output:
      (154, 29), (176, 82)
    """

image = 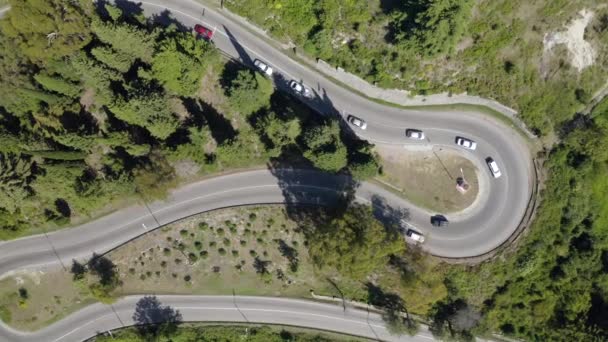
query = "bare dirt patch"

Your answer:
(543, 9), (597, 72)
(375, 144), (479, 213)
(0, 269), (94, 331)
